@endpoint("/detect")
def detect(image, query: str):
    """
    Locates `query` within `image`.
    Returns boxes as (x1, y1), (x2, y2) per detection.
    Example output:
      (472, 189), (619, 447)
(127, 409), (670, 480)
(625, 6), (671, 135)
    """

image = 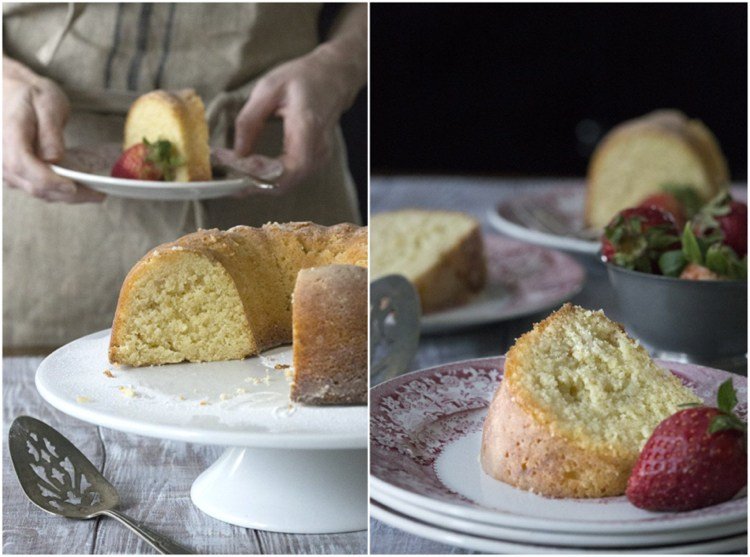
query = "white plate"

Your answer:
(371, 467), (747, 547)
(420, 234), (585, 334)
(487, 184), (748, 256)
(50, 144), (276, 200)
(371, 500), (748, 554)
(370, 356), (747, 534)
(36, 330), (366, 449)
